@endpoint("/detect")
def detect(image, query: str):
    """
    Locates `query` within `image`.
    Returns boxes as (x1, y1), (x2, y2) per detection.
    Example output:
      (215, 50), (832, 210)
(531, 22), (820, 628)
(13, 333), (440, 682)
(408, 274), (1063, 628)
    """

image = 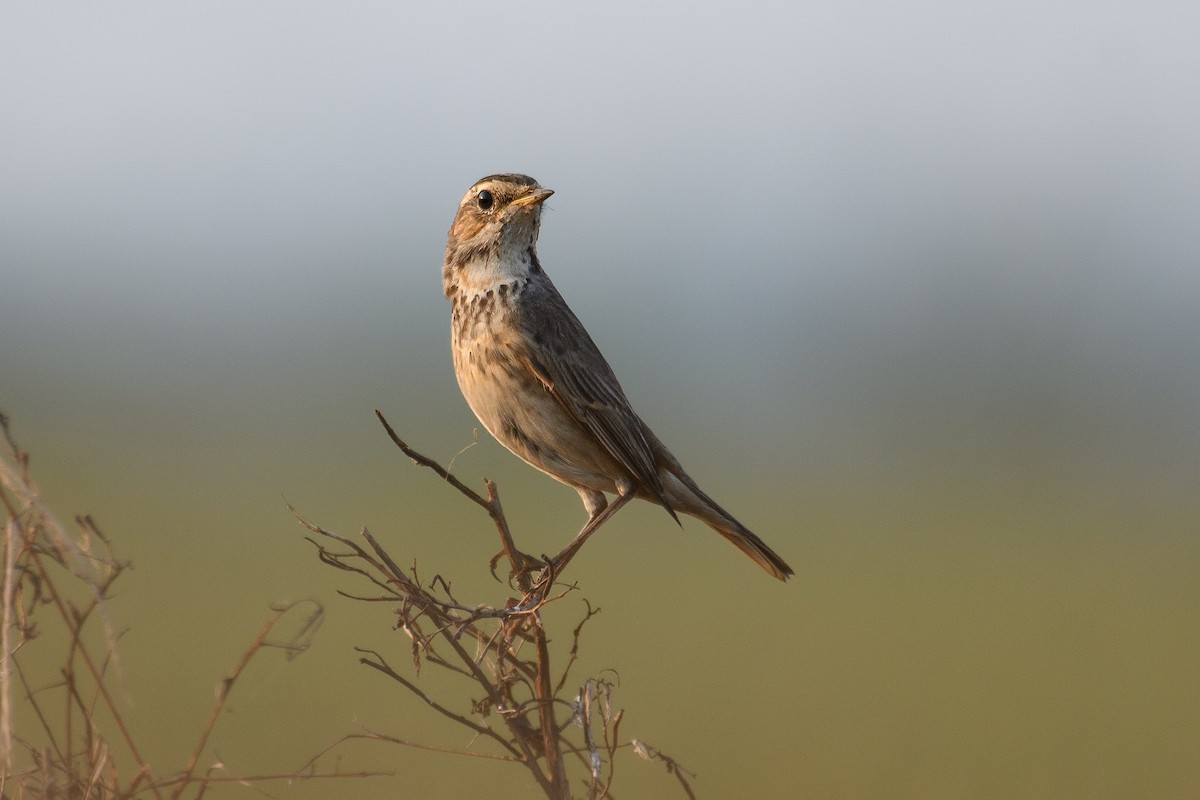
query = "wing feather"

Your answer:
(515, 279), (678, 520)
